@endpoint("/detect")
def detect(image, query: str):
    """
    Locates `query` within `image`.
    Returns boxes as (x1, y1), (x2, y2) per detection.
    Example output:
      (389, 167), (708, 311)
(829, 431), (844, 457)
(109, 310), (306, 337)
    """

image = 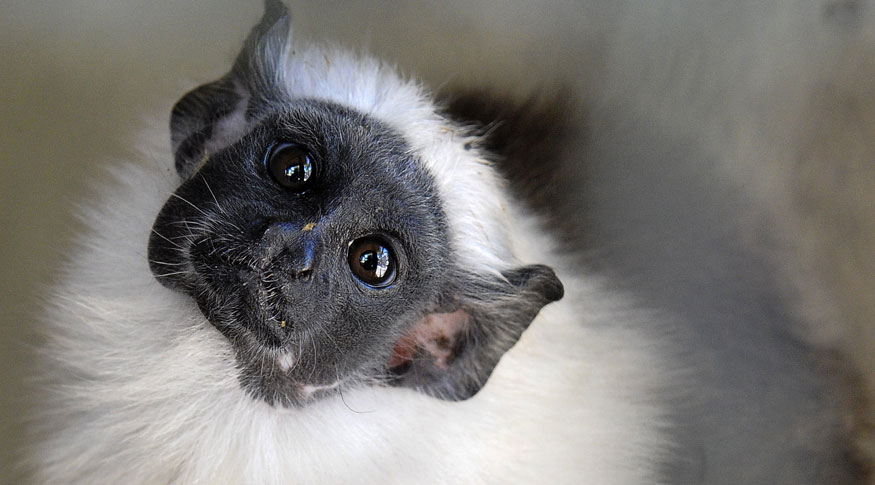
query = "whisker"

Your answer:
(151, 228), (183, 249)
(148, 259), (188, 266)
(171, 193), (211, 218)
(153, 270), (191, 278)
(200, 174), (224, 215)
(169, 220), (212, 230)
(199, 176), (244, 233)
